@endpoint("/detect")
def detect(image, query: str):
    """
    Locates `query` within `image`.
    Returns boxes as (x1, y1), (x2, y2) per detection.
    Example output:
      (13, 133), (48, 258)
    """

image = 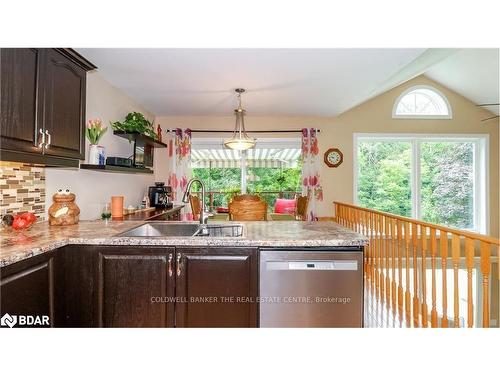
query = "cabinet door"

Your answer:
(95, 246), (175, 327)
(54, 245), (95, 327)
(0, 48), (42, 153)
(0, 252), (55, 328)
(40, 49), (86, 159)
(175, 247), (258, 327)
